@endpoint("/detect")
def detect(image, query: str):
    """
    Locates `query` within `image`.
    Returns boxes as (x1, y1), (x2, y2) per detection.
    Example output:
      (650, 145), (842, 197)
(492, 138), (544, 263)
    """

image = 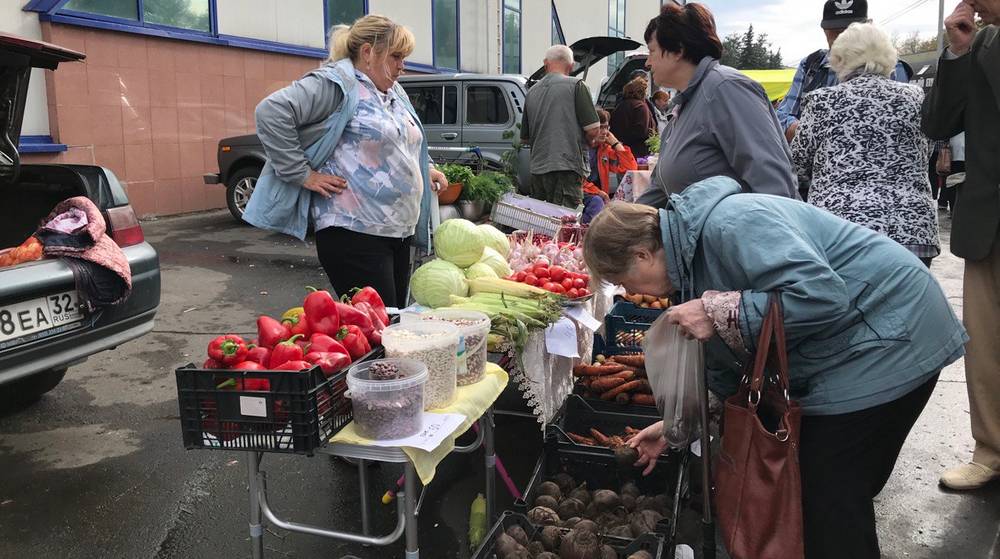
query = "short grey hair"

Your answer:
(829, 23), (898, 80)
(544, 44), (573, 64)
